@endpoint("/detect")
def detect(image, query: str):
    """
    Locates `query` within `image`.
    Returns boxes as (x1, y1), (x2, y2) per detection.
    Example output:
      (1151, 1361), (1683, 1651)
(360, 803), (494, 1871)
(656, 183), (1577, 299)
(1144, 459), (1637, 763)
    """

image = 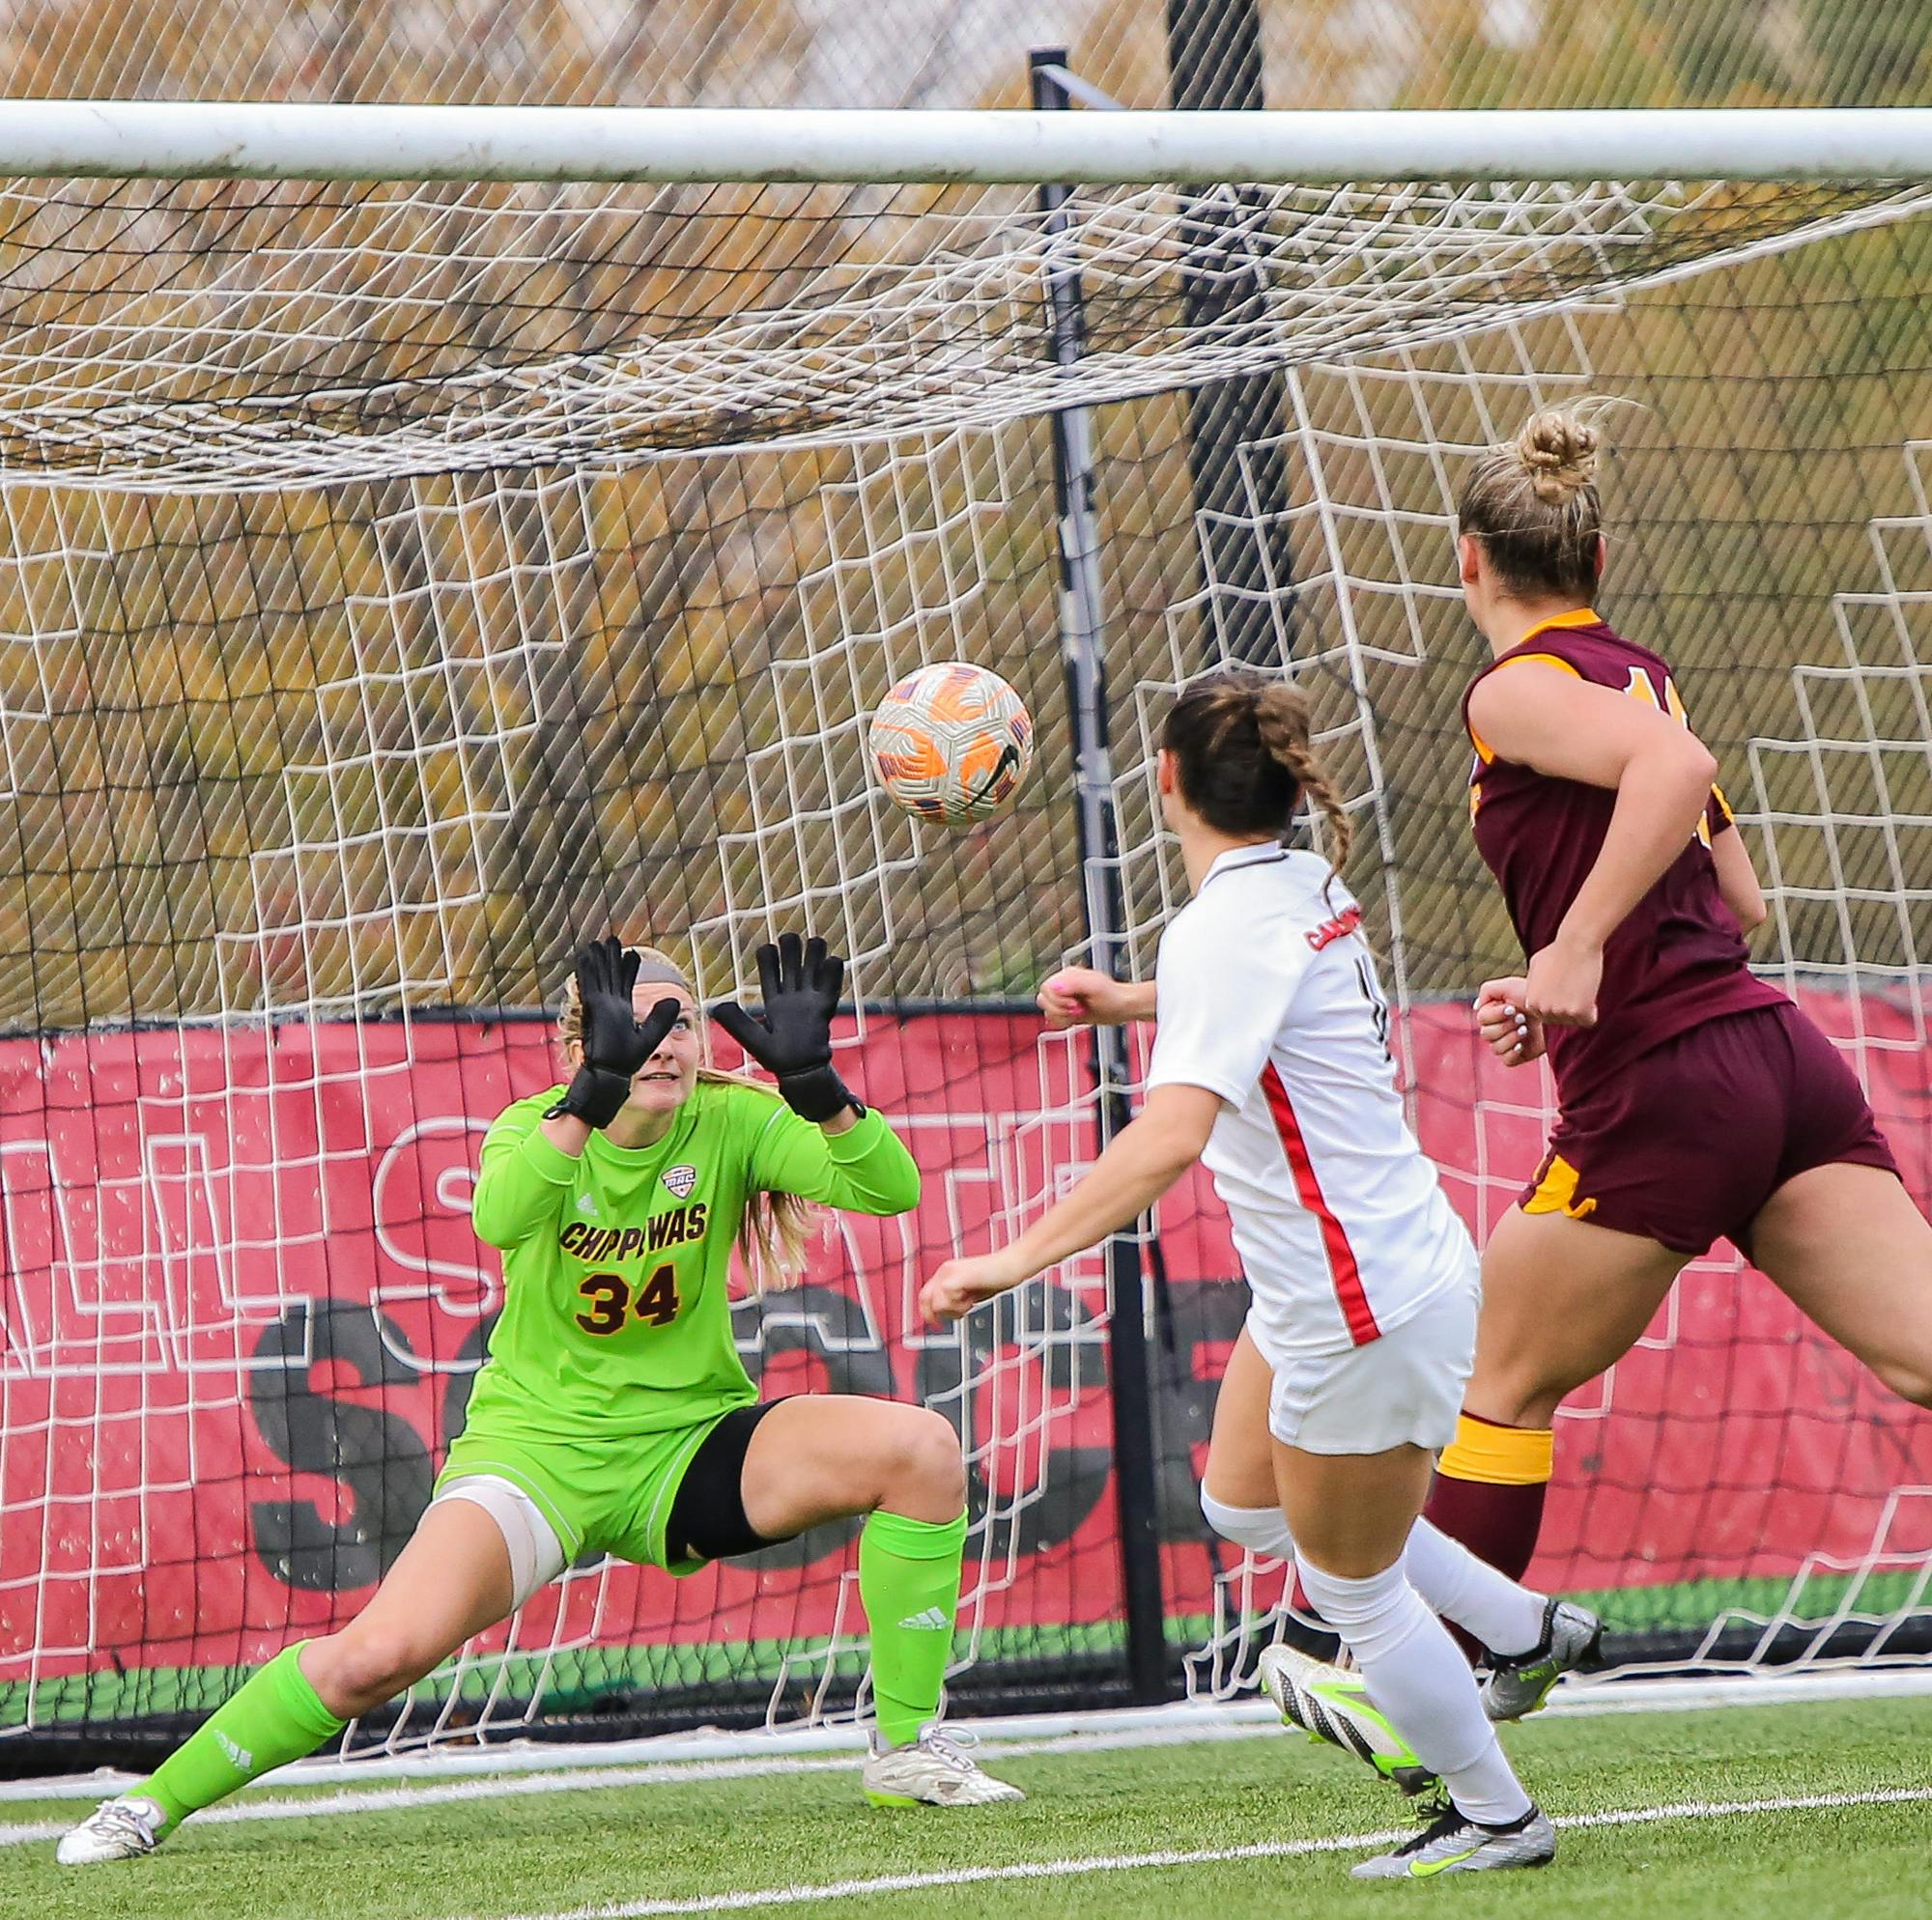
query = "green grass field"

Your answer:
(4, 1695), (1927, 1920)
